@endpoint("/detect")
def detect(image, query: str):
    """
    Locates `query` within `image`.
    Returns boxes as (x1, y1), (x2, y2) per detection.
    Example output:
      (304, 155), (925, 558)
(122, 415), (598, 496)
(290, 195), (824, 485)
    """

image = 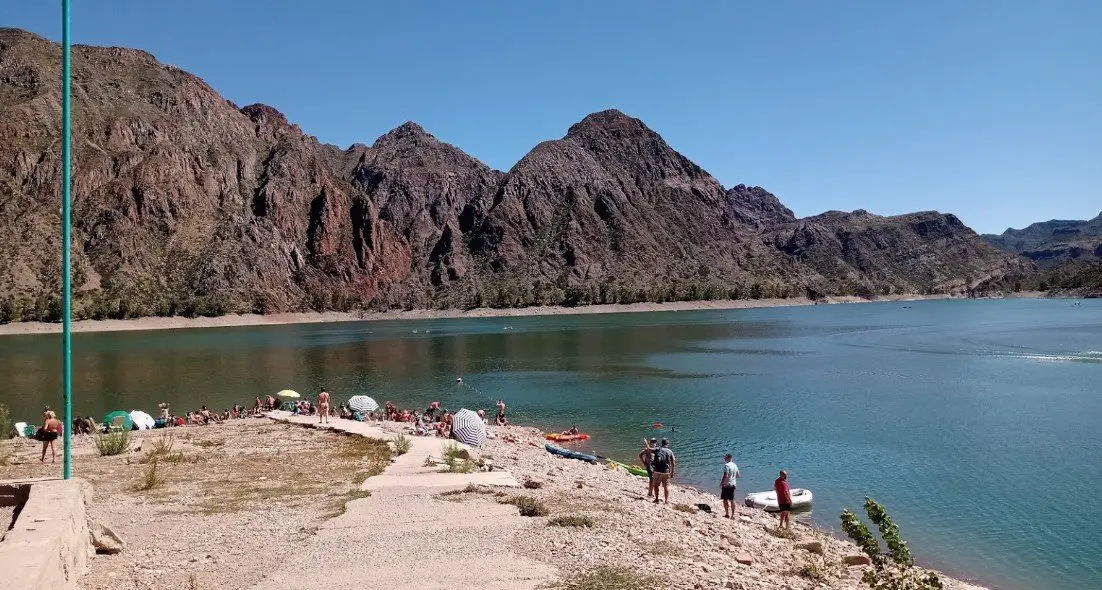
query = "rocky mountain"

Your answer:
(981, 213), (1102, 268)
(0, 29), (1030, 321)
